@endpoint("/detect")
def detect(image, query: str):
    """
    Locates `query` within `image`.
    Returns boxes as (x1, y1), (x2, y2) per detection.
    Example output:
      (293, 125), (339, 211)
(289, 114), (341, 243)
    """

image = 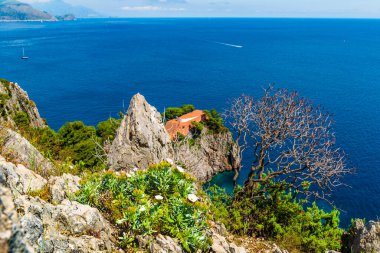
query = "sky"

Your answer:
(24, 0), (380, 18)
